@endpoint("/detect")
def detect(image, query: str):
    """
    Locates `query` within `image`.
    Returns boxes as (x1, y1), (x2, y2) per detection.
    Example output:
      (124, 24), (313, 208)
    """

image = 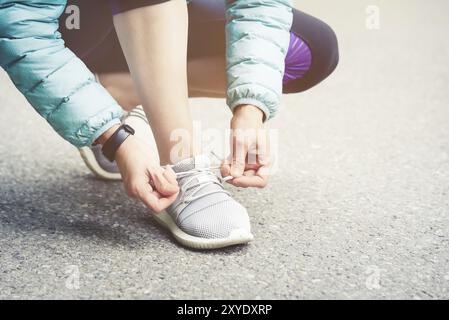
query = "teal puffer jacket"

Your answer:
(0, 0), (292, 147)
(226, 0), (292, 120)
